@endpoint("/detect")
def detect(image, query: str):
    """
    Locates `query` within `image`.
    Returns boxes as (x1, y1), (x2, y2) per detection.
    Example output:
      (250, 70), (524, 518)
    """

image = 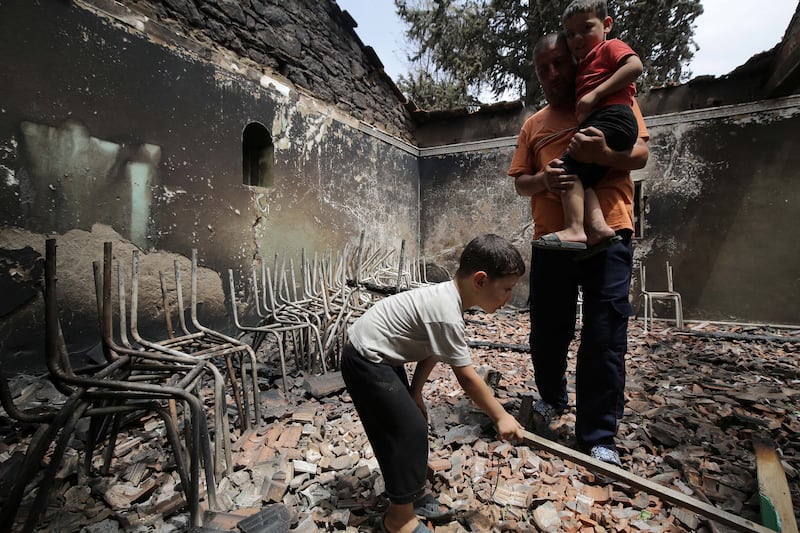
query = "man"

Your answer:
(507, 33), (649, 466)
